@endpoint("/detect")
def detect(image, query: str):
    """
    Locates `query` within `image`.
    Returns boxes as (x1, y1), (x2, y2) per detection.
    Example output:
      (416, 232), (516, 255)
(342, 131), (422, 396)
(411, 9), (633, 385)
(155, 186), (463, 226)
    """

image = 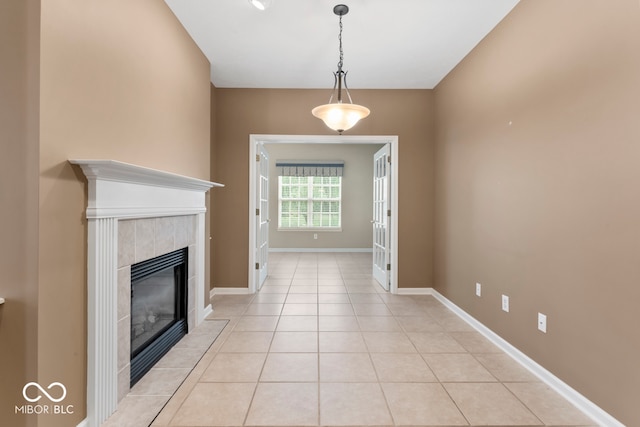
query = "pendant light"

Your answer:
(312, 4), (370, 134)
